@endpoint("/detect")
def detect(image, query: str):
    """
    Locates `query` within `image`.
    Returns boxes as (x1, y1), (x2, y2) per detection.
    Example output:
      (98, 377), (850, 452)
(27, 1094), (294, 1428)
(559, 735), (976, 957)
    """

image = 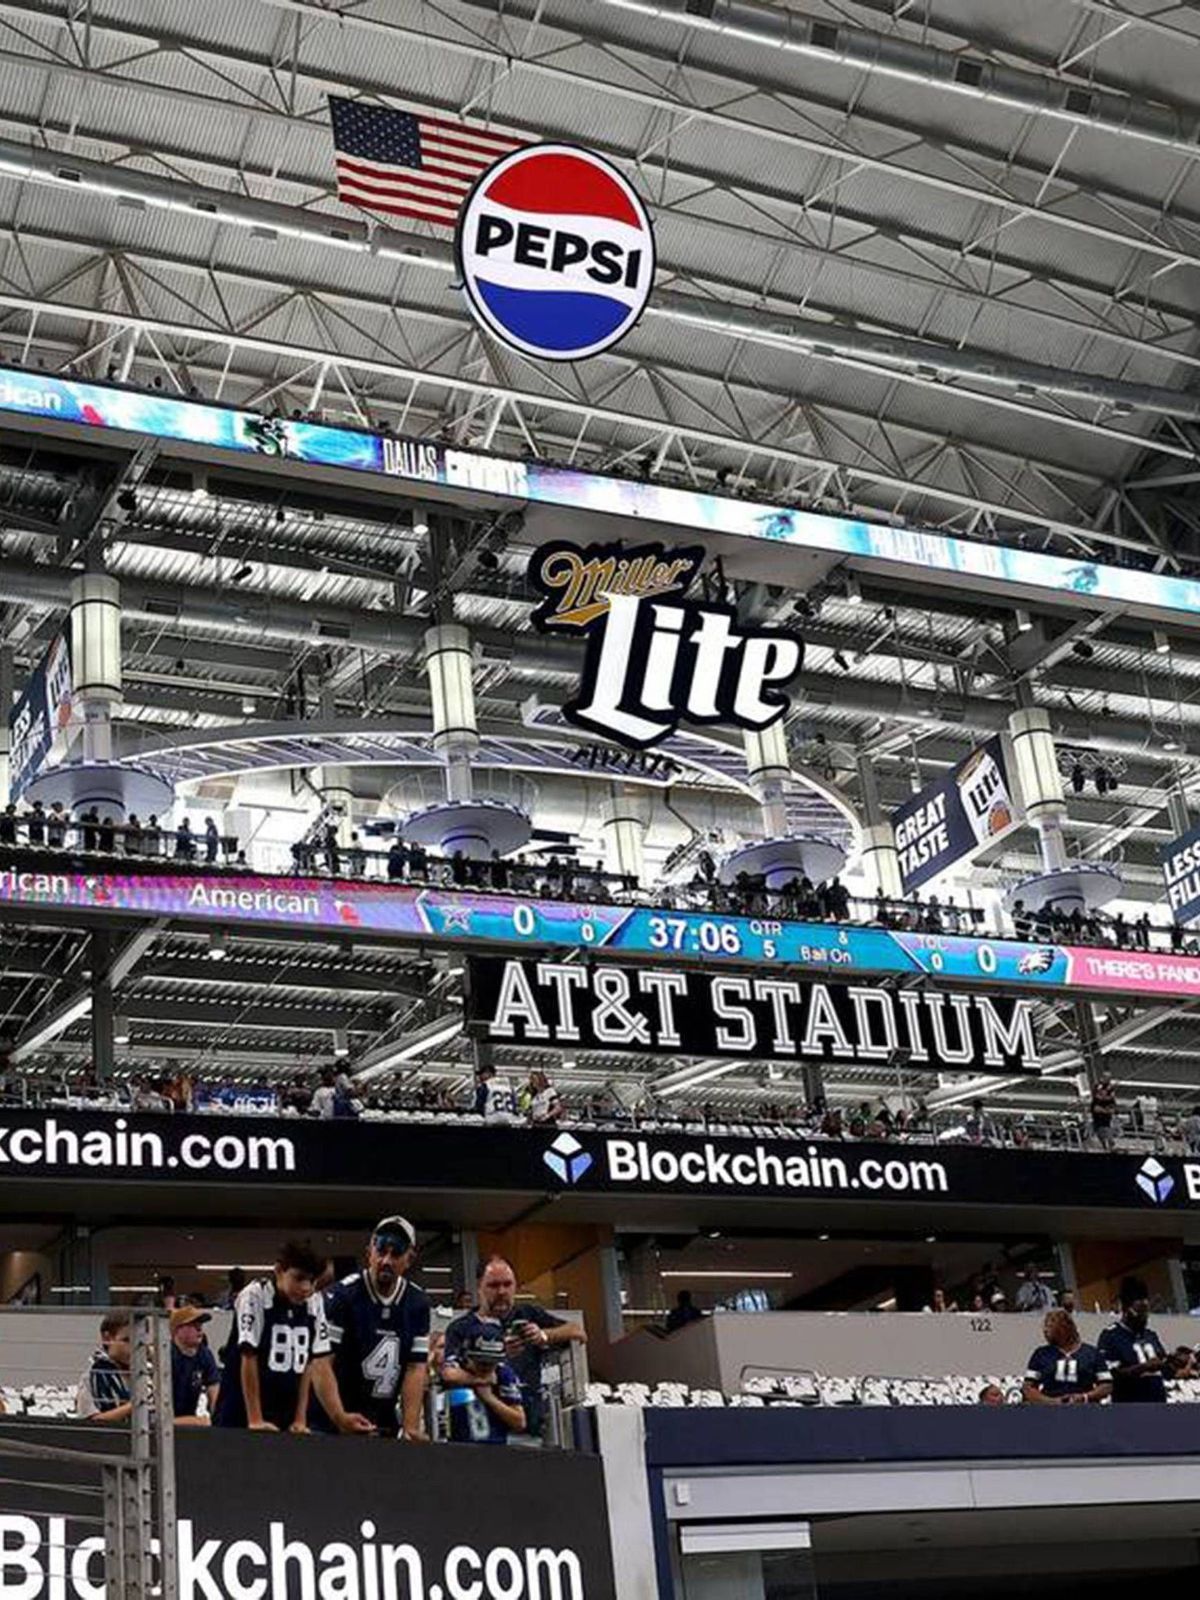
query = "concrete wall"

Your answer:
(603, 1310), (1200, 1390)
